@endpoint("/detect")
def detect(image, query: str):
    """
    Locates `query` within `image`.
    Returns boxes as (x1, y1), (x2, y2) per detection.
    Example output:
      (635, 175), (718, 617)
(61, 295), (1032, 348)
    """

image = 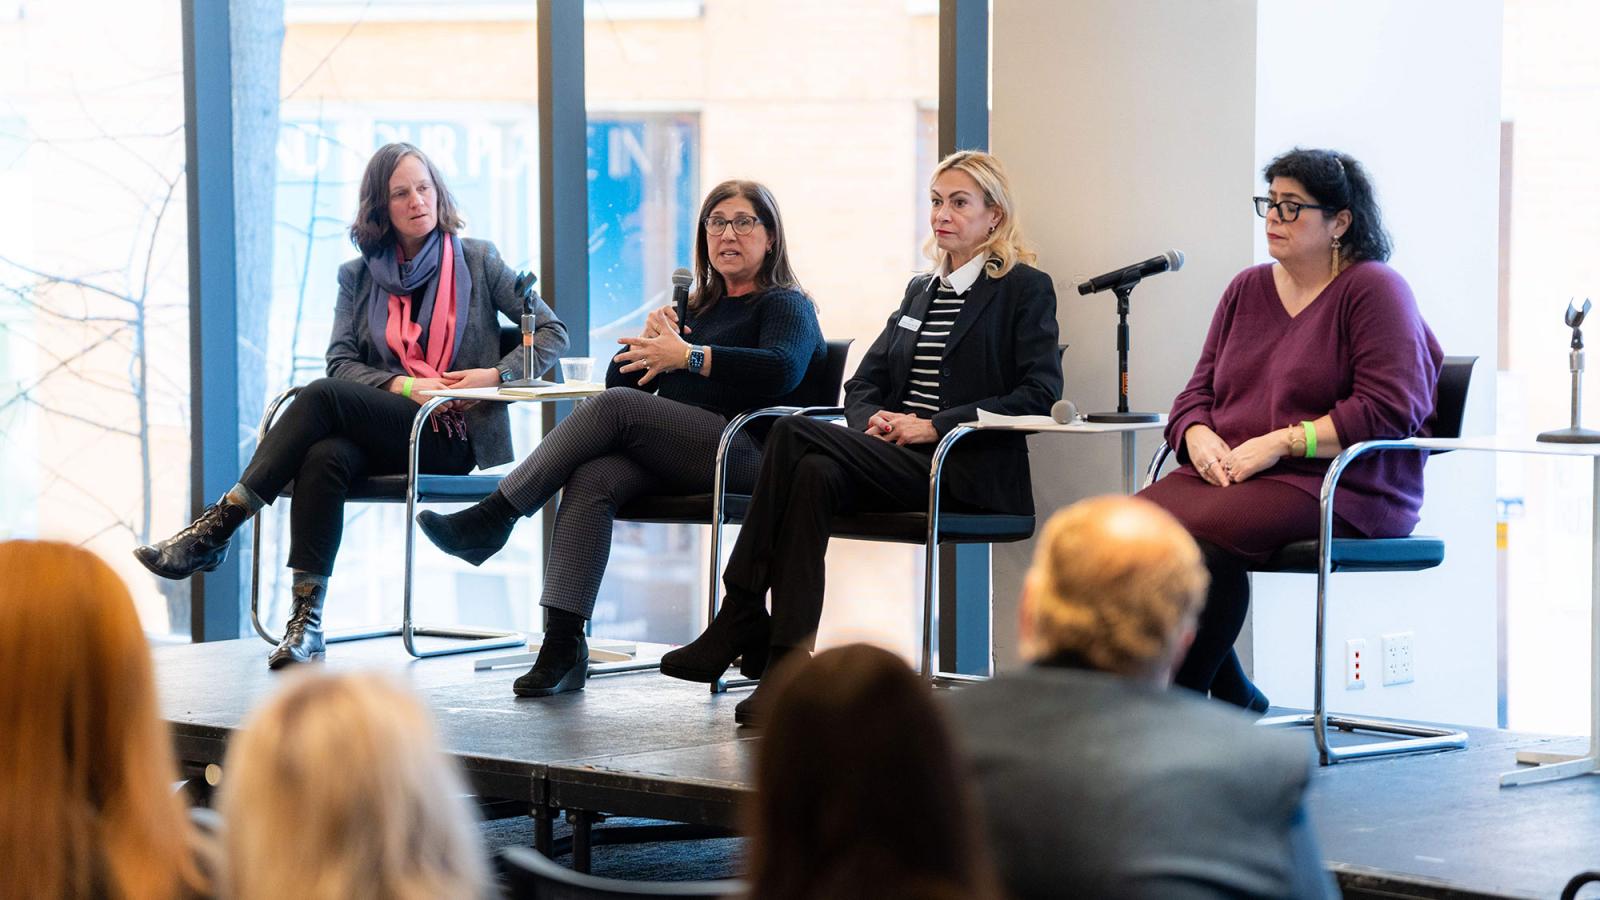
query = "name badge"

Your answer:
(897, 315), (922, 332)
